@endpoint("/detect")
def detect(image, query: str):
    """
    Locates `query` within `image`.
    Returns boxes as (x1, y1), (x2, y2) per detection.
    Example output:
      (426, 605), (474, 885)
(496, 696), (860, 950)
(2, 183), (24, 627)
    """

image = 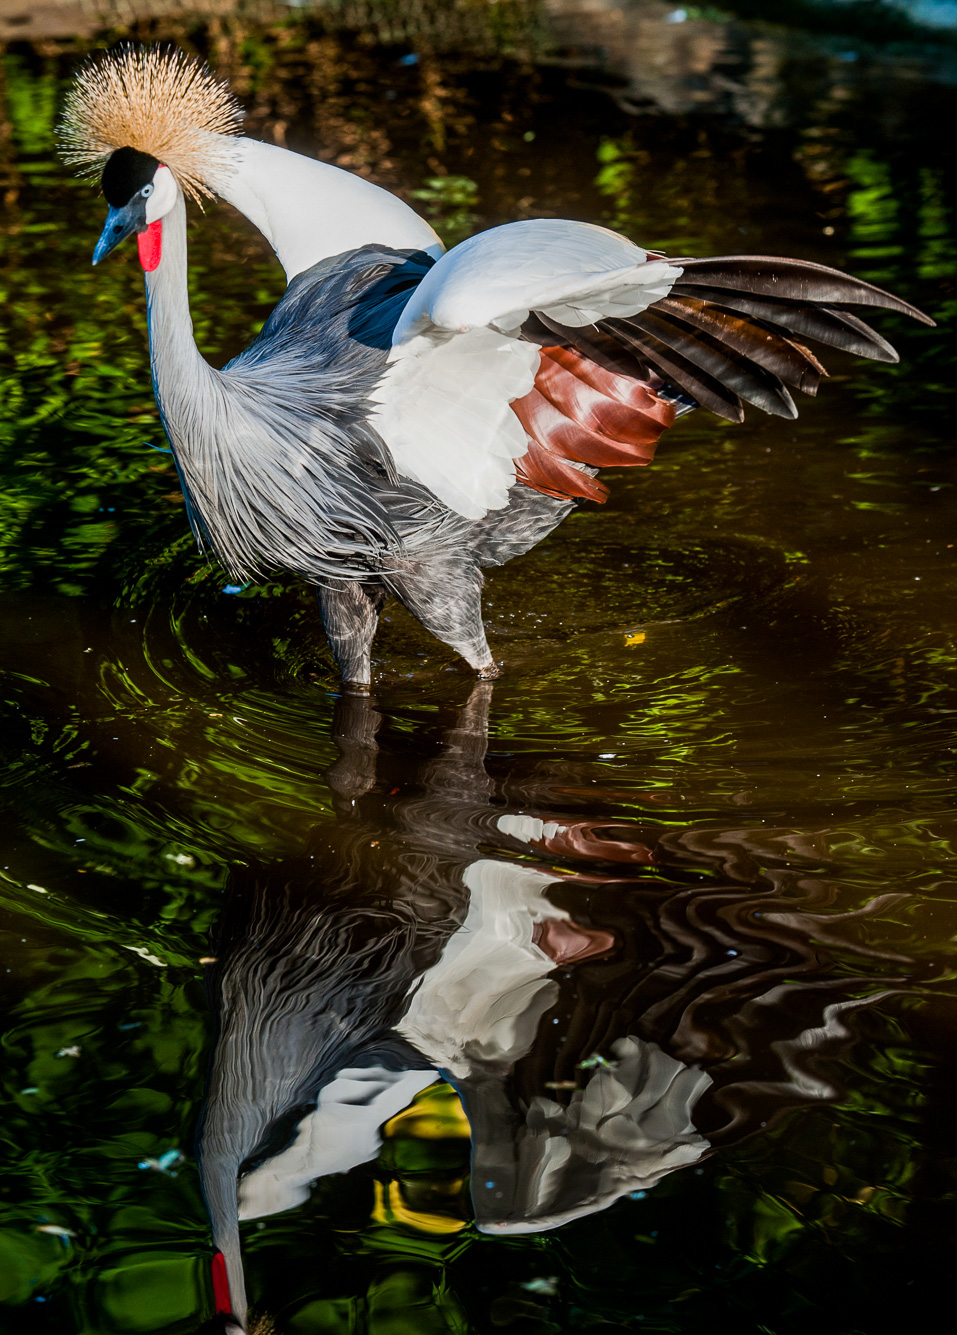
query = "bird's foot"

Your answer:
(477, 660), (502, 681)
